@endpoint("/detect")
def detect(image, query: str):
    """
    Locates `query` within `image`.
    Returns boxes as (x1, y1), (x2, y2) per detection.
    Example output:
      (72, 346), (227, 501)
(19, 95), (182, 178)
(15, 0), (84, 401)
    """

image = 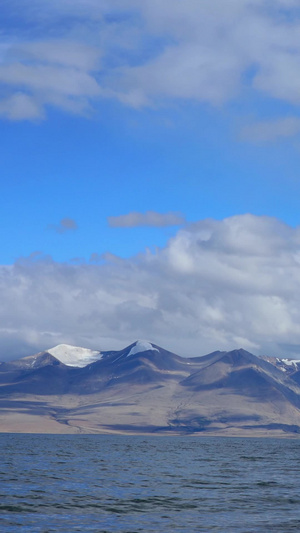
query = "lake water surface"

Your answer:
(1, 434), (300, 532)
